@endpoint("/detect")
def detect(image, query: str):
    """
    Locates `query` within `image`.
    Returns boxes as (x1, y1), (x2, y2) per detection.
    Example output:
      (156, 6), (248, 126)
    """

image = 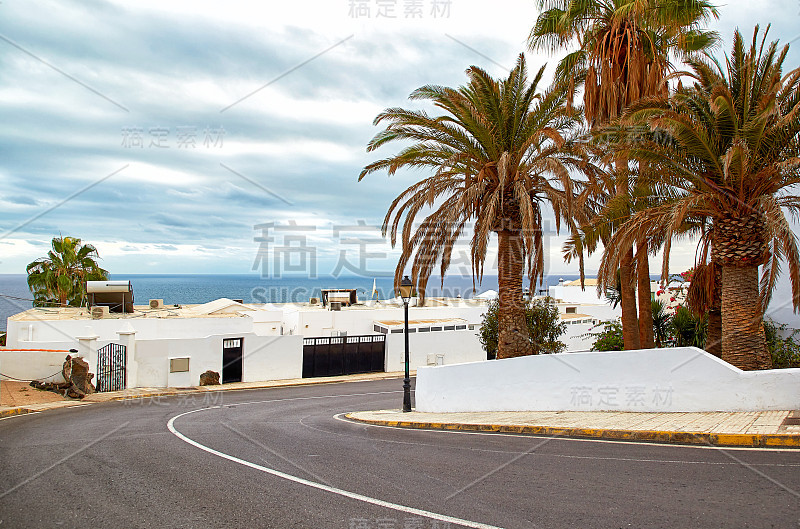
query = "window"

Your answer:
(444, 325), (455, 331)
(431, 326), (442, 331)
(565, 306), (577, 314)
(418, 327), (430, 332)
(391, 329), (403, 334)
(374, 324), (387, 334)
(455, 325), (467, 330)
